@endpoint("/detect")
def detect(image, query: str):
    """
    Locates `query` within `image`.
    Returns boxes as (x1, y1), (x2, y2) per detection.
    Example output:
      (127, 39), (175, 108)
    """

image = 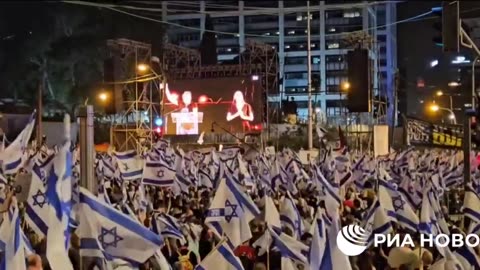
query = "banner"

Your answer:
(405, 116), (466, 149)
